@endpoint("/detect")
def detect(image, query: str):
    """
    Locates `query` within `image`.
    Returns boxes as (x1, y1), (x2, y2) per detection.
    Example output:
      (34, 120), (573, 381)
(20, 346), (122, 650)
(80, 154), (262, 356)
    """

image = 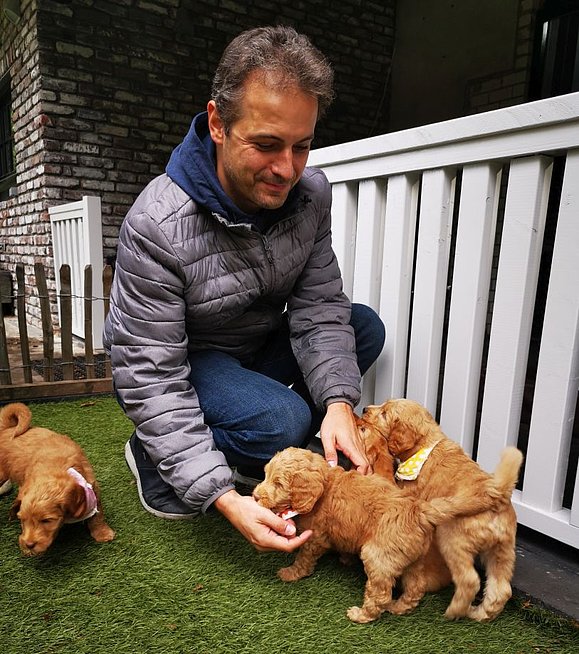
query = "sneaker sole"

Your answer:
(124, 440), (195, 521)
(0, 479), (12, 496)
